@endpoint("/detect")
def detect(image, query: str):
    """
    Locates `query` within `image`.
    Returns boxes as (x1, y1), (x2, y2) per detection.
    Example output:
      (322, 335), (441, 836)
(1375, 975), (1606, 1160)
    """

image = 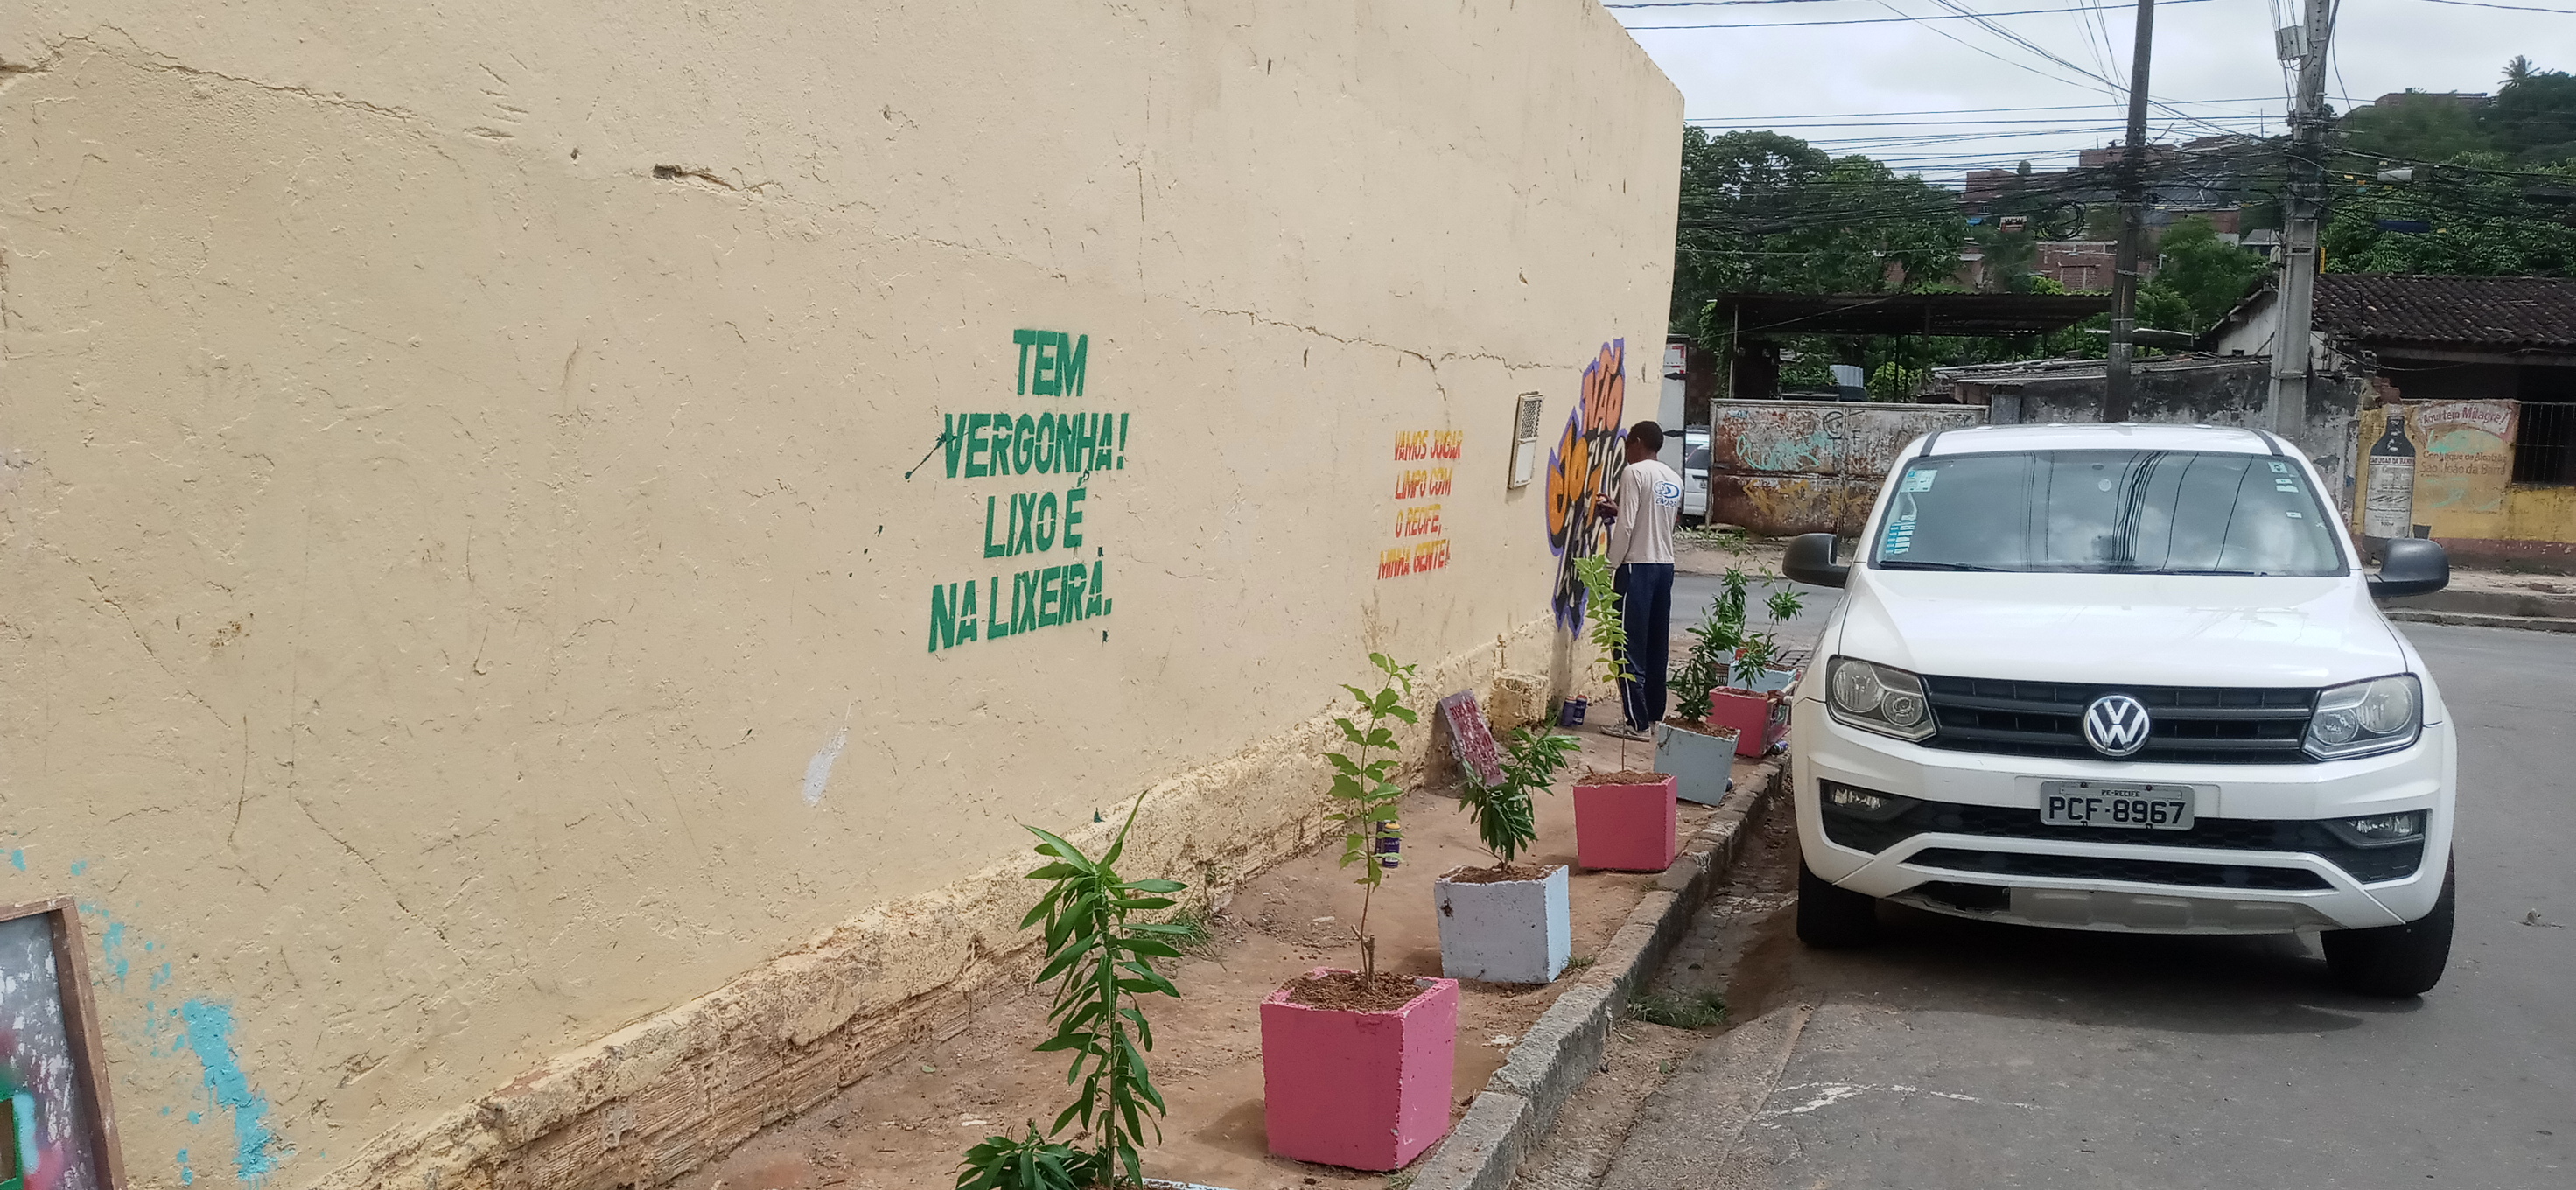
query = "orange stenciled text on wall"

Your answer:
(1382, 430), (1457, 578)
